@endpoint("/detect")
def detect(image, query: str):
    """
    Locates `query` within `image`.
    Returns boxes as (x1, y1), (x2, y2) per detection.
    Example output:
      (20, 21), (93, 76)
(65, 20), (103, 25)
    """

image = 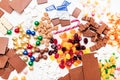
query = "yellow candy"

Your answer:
(101, 71), (106, 77)
(83, 48), (90, 54)
(29, 66), (34, 70)
(12, 76), (18, 80)
(73, 62), (79, 66)
(21, 76), (26, 80)
(110, 56), (115, 62)
(58, 50), (63, 56)
(50, 54), (55, 61)
(70, 29), (76, 34)
(12, 37), (18, 41)
(101, 67), (105, 73)
(66, 54), (70, 59)
(67, 34), (73, 39)
(99, 62), (102, 68)
(72, 47), (76, 53)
